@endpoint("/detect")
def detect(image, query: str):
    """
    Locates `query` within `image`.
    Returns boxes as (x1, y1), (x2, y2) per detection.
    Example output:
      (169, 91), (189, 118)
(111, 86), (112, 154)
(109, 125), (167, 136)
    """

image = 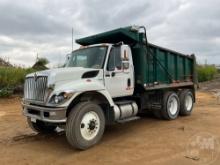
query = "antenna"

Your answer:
(72, 27), (73, 52)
